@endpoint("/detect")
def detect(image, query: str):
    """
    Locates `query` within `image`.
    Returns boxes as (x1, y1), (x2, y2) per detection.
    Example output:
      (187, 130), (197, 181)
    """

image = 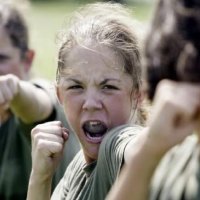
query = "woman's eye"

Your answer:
(68, 85), (83, 90)
(102, 85), (119, 90)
